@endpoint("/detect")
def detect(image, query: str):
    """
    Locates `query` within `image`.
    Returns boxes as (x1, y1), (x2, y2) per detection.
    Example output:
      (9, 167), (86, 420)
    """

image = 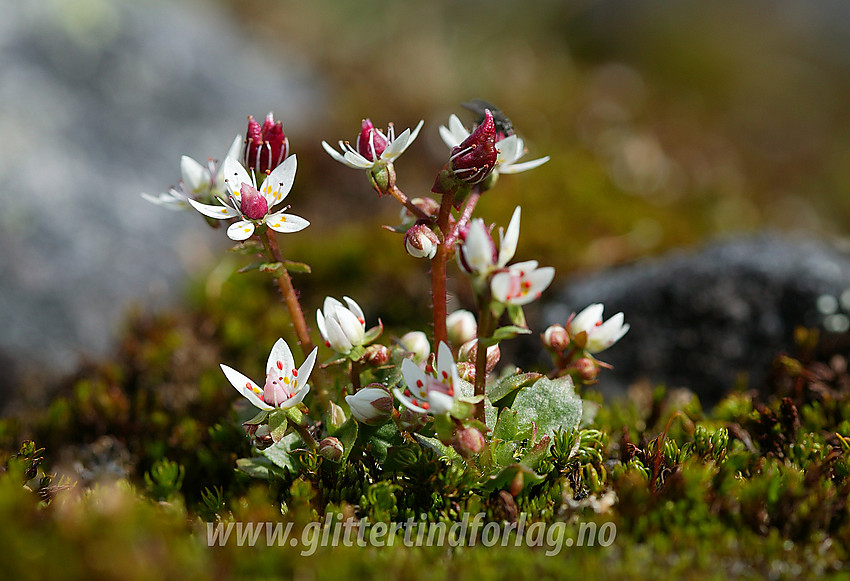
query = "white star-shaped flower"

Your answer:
(439, 114), (549, 175)
(220, 339), (318, 410)
(491, 260), (555, 306)
(322, 119), (424, 170)
(186, 155), (309, 241)
(567, 304), (630, 354)
(142, 135), (242, 210)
